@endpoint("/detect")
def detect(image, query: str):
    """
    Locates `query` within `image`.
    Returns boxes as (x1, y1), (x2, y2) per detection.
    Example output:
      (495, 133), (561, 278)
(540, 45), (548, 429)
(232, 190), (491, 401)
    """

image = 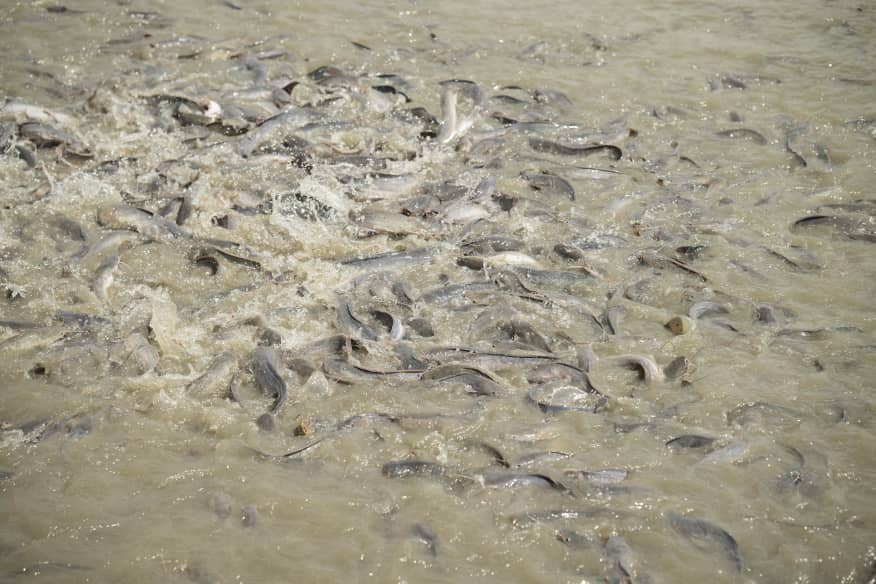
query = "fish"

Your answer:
(613, 354), (664, 384)
(187, 352), (237, 398)
(337, 298), (378, 340)
(411, 524), (439, 556)
(422, 363), (505, 396)
(715, 128), (767, 144)
(339, 247), (435, 268)
(92, 254), (120, 304)
(696, 439), (749, 465)
(381, 460), (448, 479)
(528, 137), (622, 160)
(239, 108), (324, 157)
(96, 205), (192, 241)
(507, 507), (614, 527)
(602, 305), (626, 335)
(605, 536), (647, 584)
(668, 513), (743, 573)
(565, 468), (628, 485)
(666, 435), (716, 449)
(522, 172), (576, 200)
(251, 347), (287, 414)
(479, 472), (566, 491)
(436, 84), (470, 144)
(688, 301), (728, 319)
